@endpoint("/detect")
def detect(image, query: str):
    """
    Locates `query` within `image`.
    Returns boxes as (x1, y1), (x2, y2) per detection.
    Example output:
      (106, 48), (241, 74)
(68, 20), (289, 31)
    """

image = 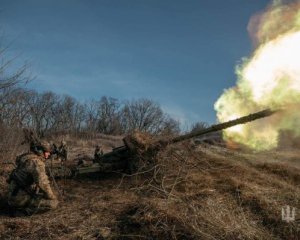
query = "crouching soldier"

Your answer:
(7, 140), (58, 216)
